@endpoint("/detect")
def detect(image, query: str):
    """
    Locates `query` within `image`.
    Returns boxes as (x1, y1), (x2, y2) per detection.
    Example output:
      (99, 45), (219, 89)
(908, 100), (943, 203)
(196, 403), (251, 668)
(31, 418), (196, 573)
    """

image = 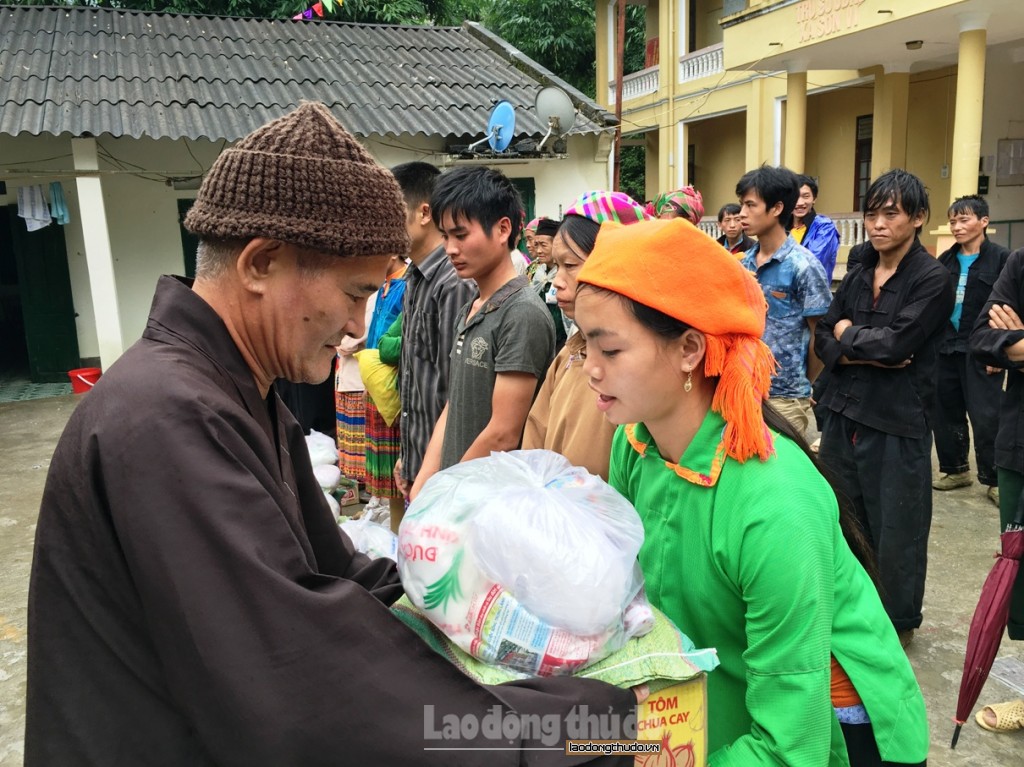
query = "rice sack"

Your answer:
(398, 449), (650, 676)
